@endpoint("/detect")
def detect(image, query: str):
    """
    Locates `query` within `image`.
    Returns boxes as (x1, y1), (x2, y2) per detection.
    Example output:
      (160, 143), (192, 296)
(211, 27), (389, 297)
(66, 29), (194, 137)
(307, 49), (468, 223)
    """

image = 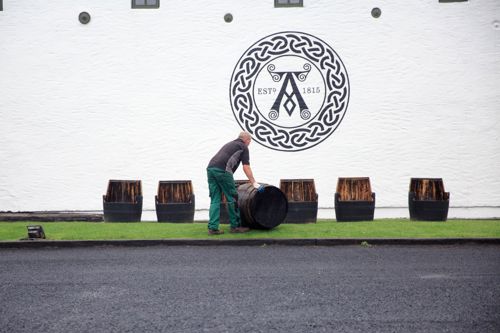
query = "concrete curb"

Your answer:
(0, 238), (499, 249)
